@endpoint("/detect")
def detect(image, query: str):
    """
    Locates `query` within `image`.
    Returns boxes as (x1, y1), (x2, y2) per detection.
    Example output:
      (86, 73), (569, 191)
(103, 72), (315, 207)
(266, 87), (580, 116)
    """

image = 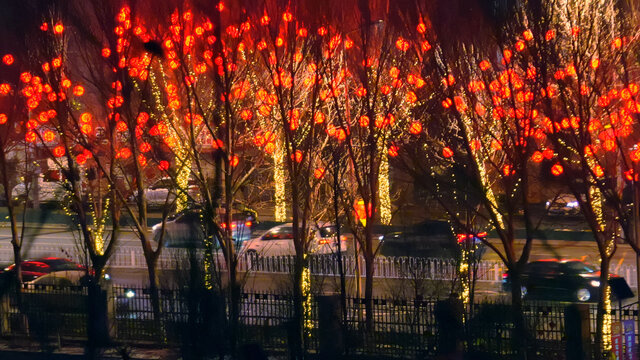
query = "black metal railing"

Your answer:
(0, 284), (636, 359)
